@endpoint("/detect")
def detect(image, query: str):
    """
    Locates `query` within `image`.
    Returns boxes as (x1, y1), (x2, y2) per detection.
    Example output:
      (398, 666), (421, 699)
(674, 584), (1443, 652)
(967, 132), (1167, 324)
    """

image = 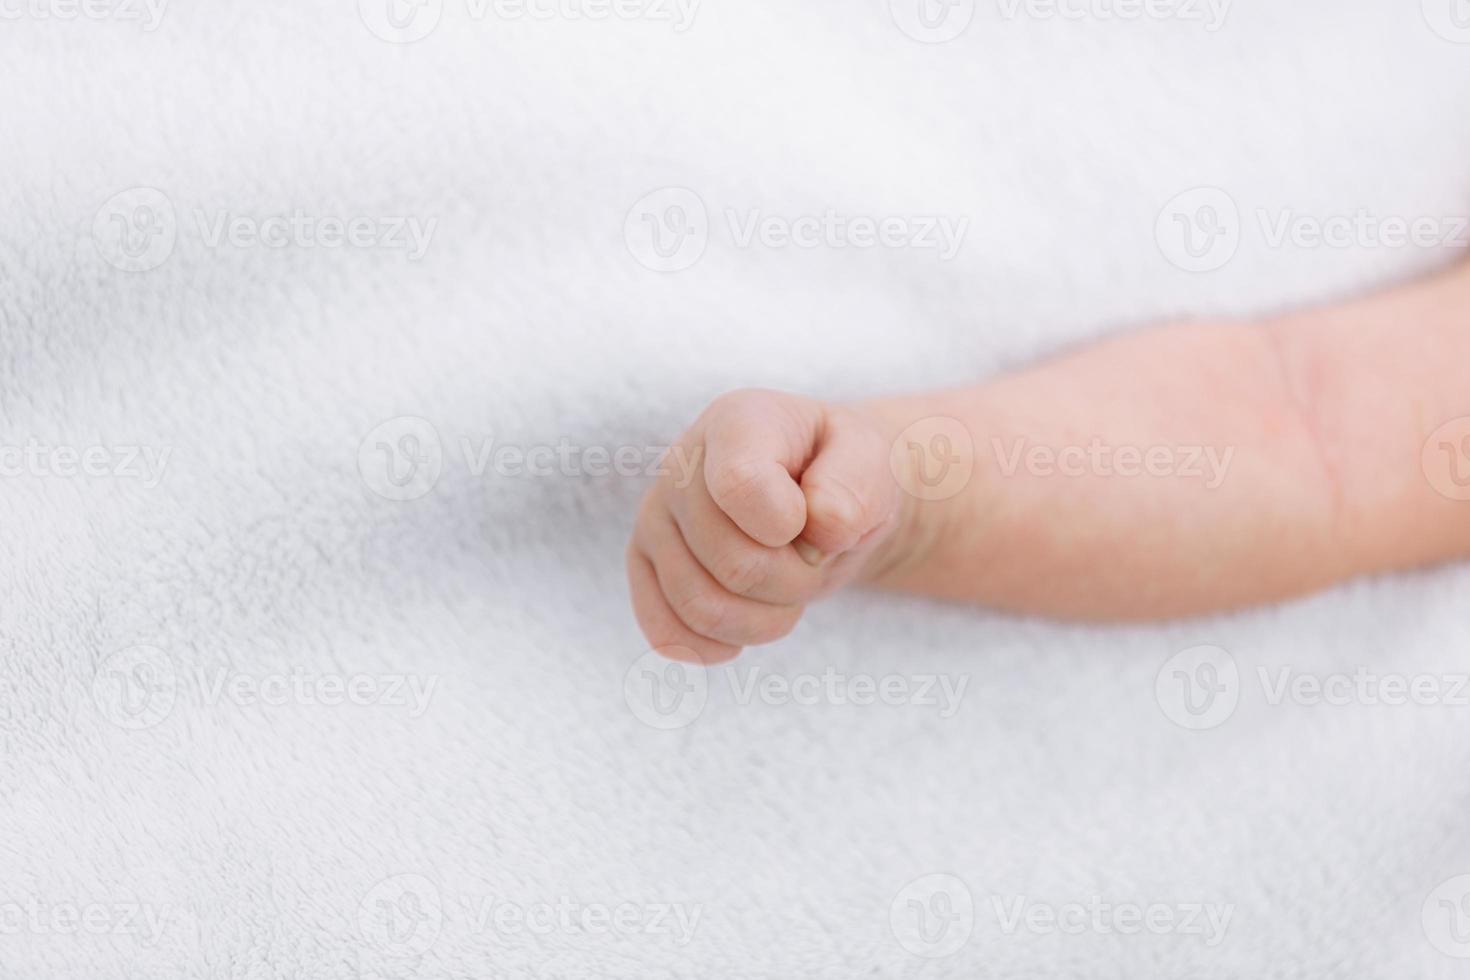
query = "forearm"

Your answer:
(861, 262), (1470, 620)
